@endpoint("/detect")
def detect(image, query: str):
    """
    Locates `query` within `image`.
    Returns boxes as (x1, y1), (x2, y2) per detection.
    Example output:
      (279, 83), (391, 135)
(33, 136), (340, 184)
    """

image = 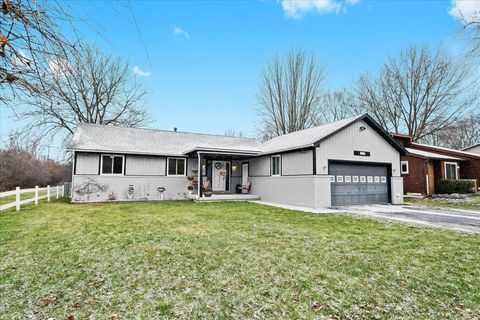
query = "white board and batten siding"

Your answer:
(315, 120), (401, 176)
